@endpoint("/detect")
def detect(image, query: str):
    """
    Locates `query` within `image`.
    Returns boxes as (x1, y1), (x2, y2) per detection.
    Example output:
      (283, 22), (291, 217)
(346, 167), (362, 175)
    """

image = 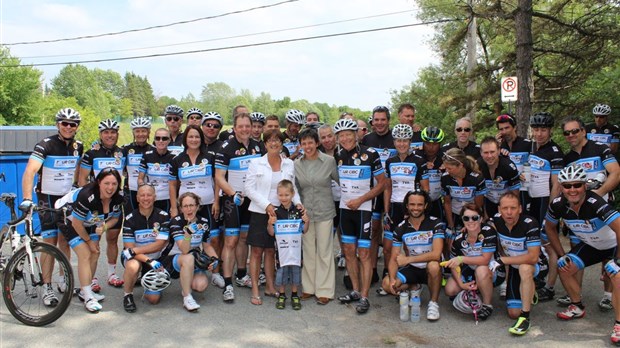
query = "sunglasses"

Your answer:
(154, 136), (170, 141)
(360, 127), (368, 132)
(203, 123), (222, 129)
(562, 128), (582, 136)
(455, 127), (471, 133)
(442, 153), (462, 164)
(594, 115), (608, 118)
(496, 114), (515, 124)
(562, 183), (584, 189)
(166, 116), (181, 122)
(188, 115), (202, 120)
(60, 121), (78, 128)
(462, 215), (481, 222)
(373, 106), (389, 113)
